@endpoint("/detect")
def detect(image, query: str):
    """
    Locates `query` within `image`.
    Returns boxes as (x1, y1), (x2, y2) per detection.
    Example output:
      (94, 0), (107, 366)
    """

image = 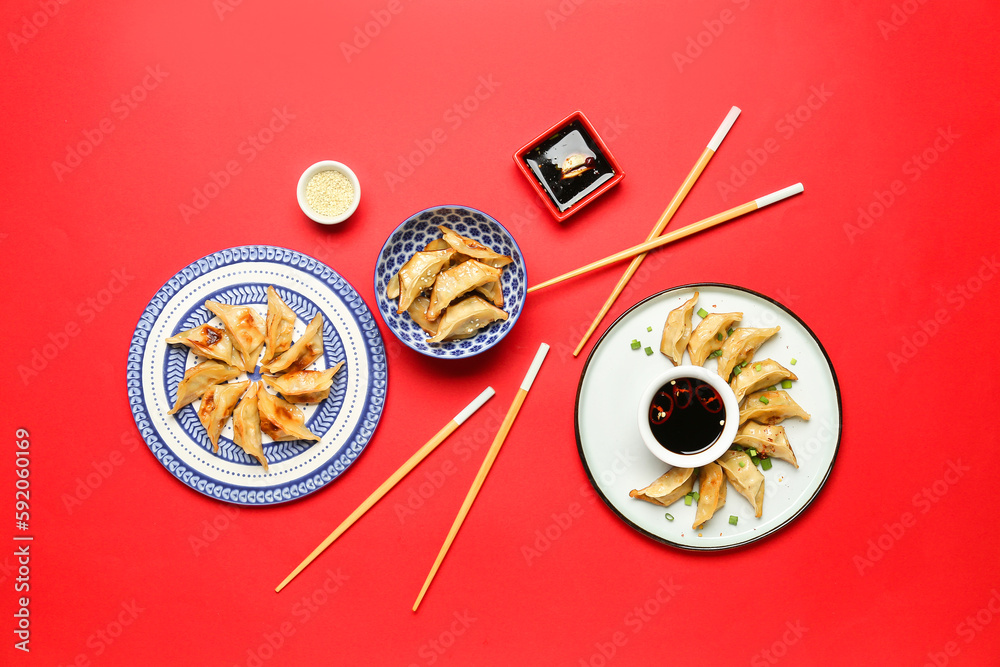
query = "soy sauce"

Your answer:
(522, 119), (616, 212)
(648, 378), (725, 455)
